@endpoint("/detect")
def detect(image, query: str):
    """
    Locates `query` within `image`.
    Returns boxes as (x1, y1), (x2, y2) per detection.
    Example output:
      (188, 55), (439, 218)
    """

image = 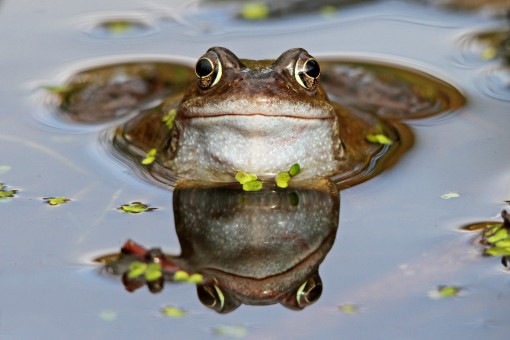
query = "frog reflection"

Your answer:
(98, 184), (339, 312)
(56, 47), (464, 189)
